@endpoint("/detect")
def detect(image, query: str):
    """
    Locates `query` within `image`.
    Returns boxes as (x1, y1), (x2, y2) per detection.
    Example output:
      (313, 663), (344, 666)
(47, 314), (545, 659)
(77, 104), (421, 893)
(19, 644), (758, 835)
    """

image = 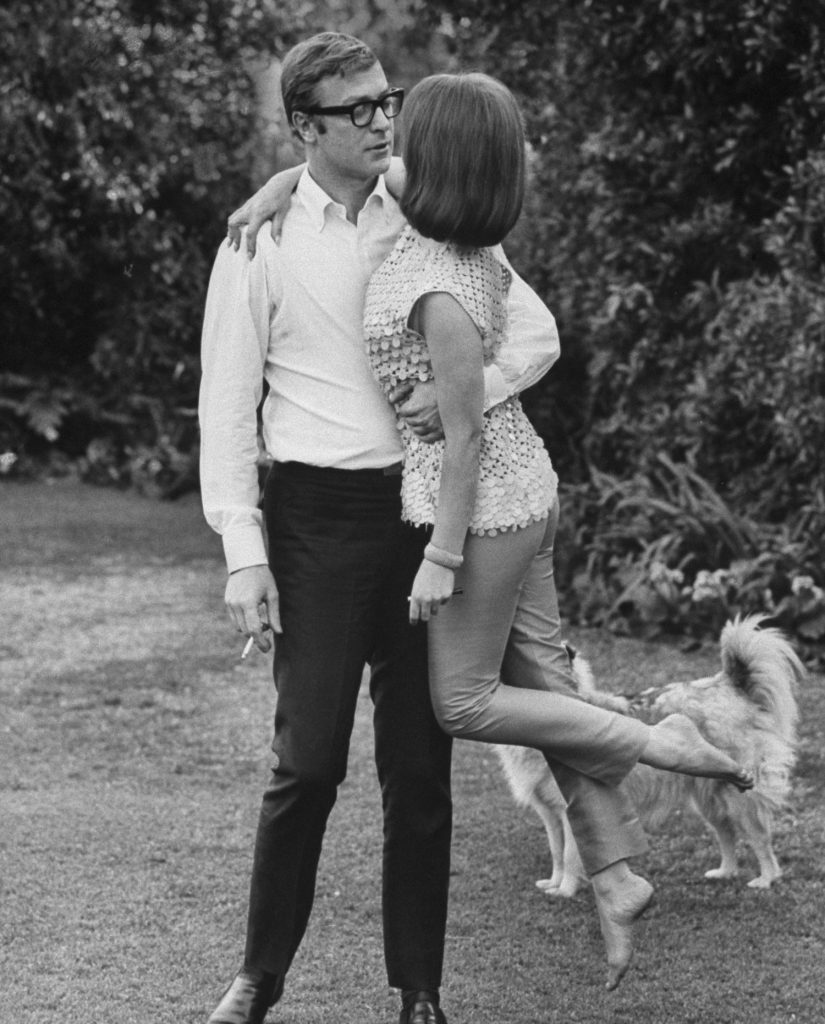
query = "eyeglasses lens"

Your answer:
(352, 93), (403, 127)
